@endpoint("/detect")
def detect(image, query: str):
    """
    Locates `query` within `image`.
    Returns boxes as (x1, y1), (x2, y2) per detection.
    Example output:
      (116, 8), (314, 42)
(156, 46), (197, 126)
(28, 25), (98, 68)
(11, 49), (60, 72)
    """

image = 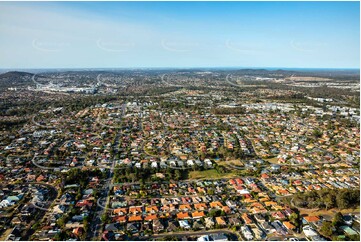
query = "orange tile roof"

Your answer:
(261, 173), (270, 179)
(177, 212), (190, 220)
(303, 216), (320, 223)
(210, 201), (223, 208)
(146, 206), (159, 213)
(128, 215), (142, 222)
(252, 207), (267, 213)
(222, 206), (231, 214)
(197, 187), (206, 193)
(113, 208), (127, 215)
(113, 215), (127, 223)
(241, 213), (252, 224)
(192, 211), (205, 218)
(144, 214), (158, 221)
(129, 206), (143, 213)
(194, 203), (208, 210)
(264, 201), (278, 206)
(250, 202), (263, 207)
(179, 204), (192, 210)
(283, 221), (296, 230)
(215, 217), (226, 225)
(72, 227), (83, 236)
(244, 198), (257, 204)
